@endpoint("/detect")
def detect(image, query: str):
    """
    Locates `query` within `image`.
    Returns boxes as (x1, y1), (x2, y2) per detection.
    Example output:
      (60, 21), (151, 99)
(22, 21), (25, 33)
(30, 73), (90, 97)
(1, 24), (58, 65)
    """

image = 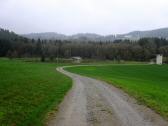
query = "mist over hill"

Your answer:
(21, 32), (67, 40)
(22, 27), (168, 41)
